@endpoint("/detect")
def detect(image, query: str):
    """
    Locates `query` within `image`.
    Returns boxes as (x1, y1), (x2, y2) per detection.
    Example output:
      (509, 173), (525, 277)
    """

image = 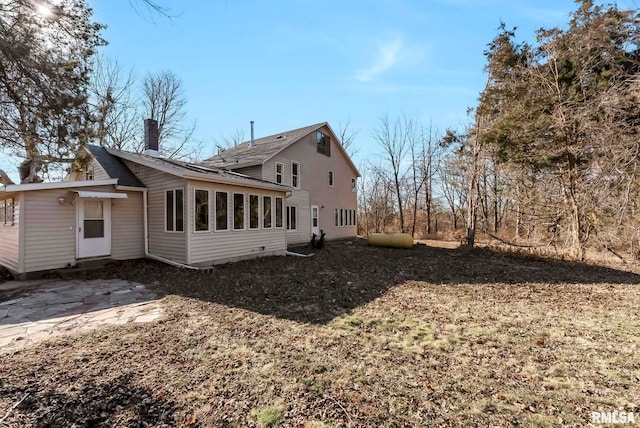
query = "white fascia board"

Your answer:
(2, 179), (118, 193)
